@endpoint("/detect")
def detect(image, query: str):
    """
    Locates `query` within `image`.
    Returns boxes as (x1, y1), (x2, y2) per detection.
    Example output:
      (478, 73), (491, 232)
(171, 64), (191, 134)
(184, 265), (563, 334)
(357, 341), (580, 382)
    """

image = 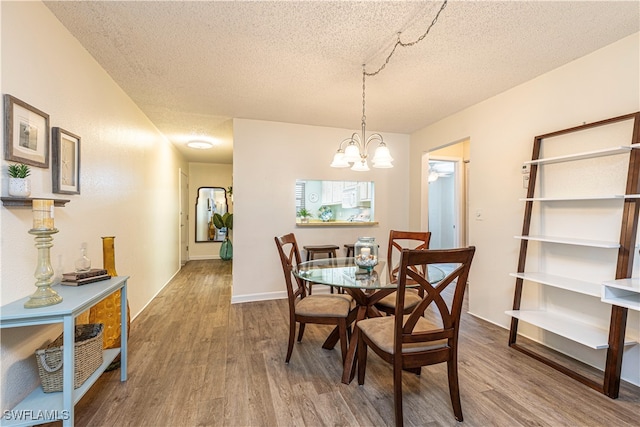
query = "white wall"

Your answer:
(0, 2), (186, 410)
(232, 119), (410, 302)
(410, 33), (640, 385)
(188, 162), (233, 260)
